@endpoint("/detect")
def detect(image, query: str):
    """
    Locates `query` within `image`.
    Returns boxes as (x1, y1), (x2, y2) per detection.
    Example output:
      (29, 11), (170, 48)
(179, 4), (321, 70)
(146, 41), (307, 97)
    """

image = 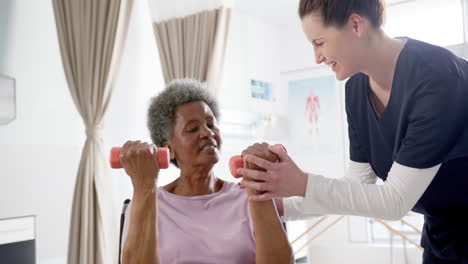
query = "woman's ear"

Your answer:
(163, 141), (176, 160)
(348, 13), (365, 36)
